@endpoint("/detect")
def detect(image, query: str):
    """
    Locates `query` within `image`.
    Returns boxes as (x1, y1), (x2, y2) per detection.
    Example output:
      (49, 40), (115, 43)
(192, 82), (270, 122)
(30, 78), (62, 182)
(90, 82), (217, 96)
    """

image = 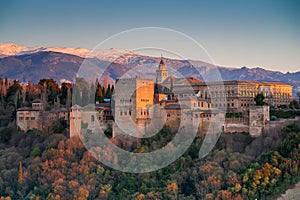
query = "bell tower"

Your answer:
(156, 57), (168, 83)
